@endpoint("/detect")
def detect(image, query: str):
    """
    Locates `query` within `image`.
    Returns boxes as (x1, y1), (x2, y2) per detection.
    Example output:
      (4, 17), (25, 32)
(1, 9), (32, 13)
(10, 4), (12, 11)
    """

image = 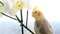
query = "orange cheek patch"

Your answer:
(37, 12), (41, 16)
